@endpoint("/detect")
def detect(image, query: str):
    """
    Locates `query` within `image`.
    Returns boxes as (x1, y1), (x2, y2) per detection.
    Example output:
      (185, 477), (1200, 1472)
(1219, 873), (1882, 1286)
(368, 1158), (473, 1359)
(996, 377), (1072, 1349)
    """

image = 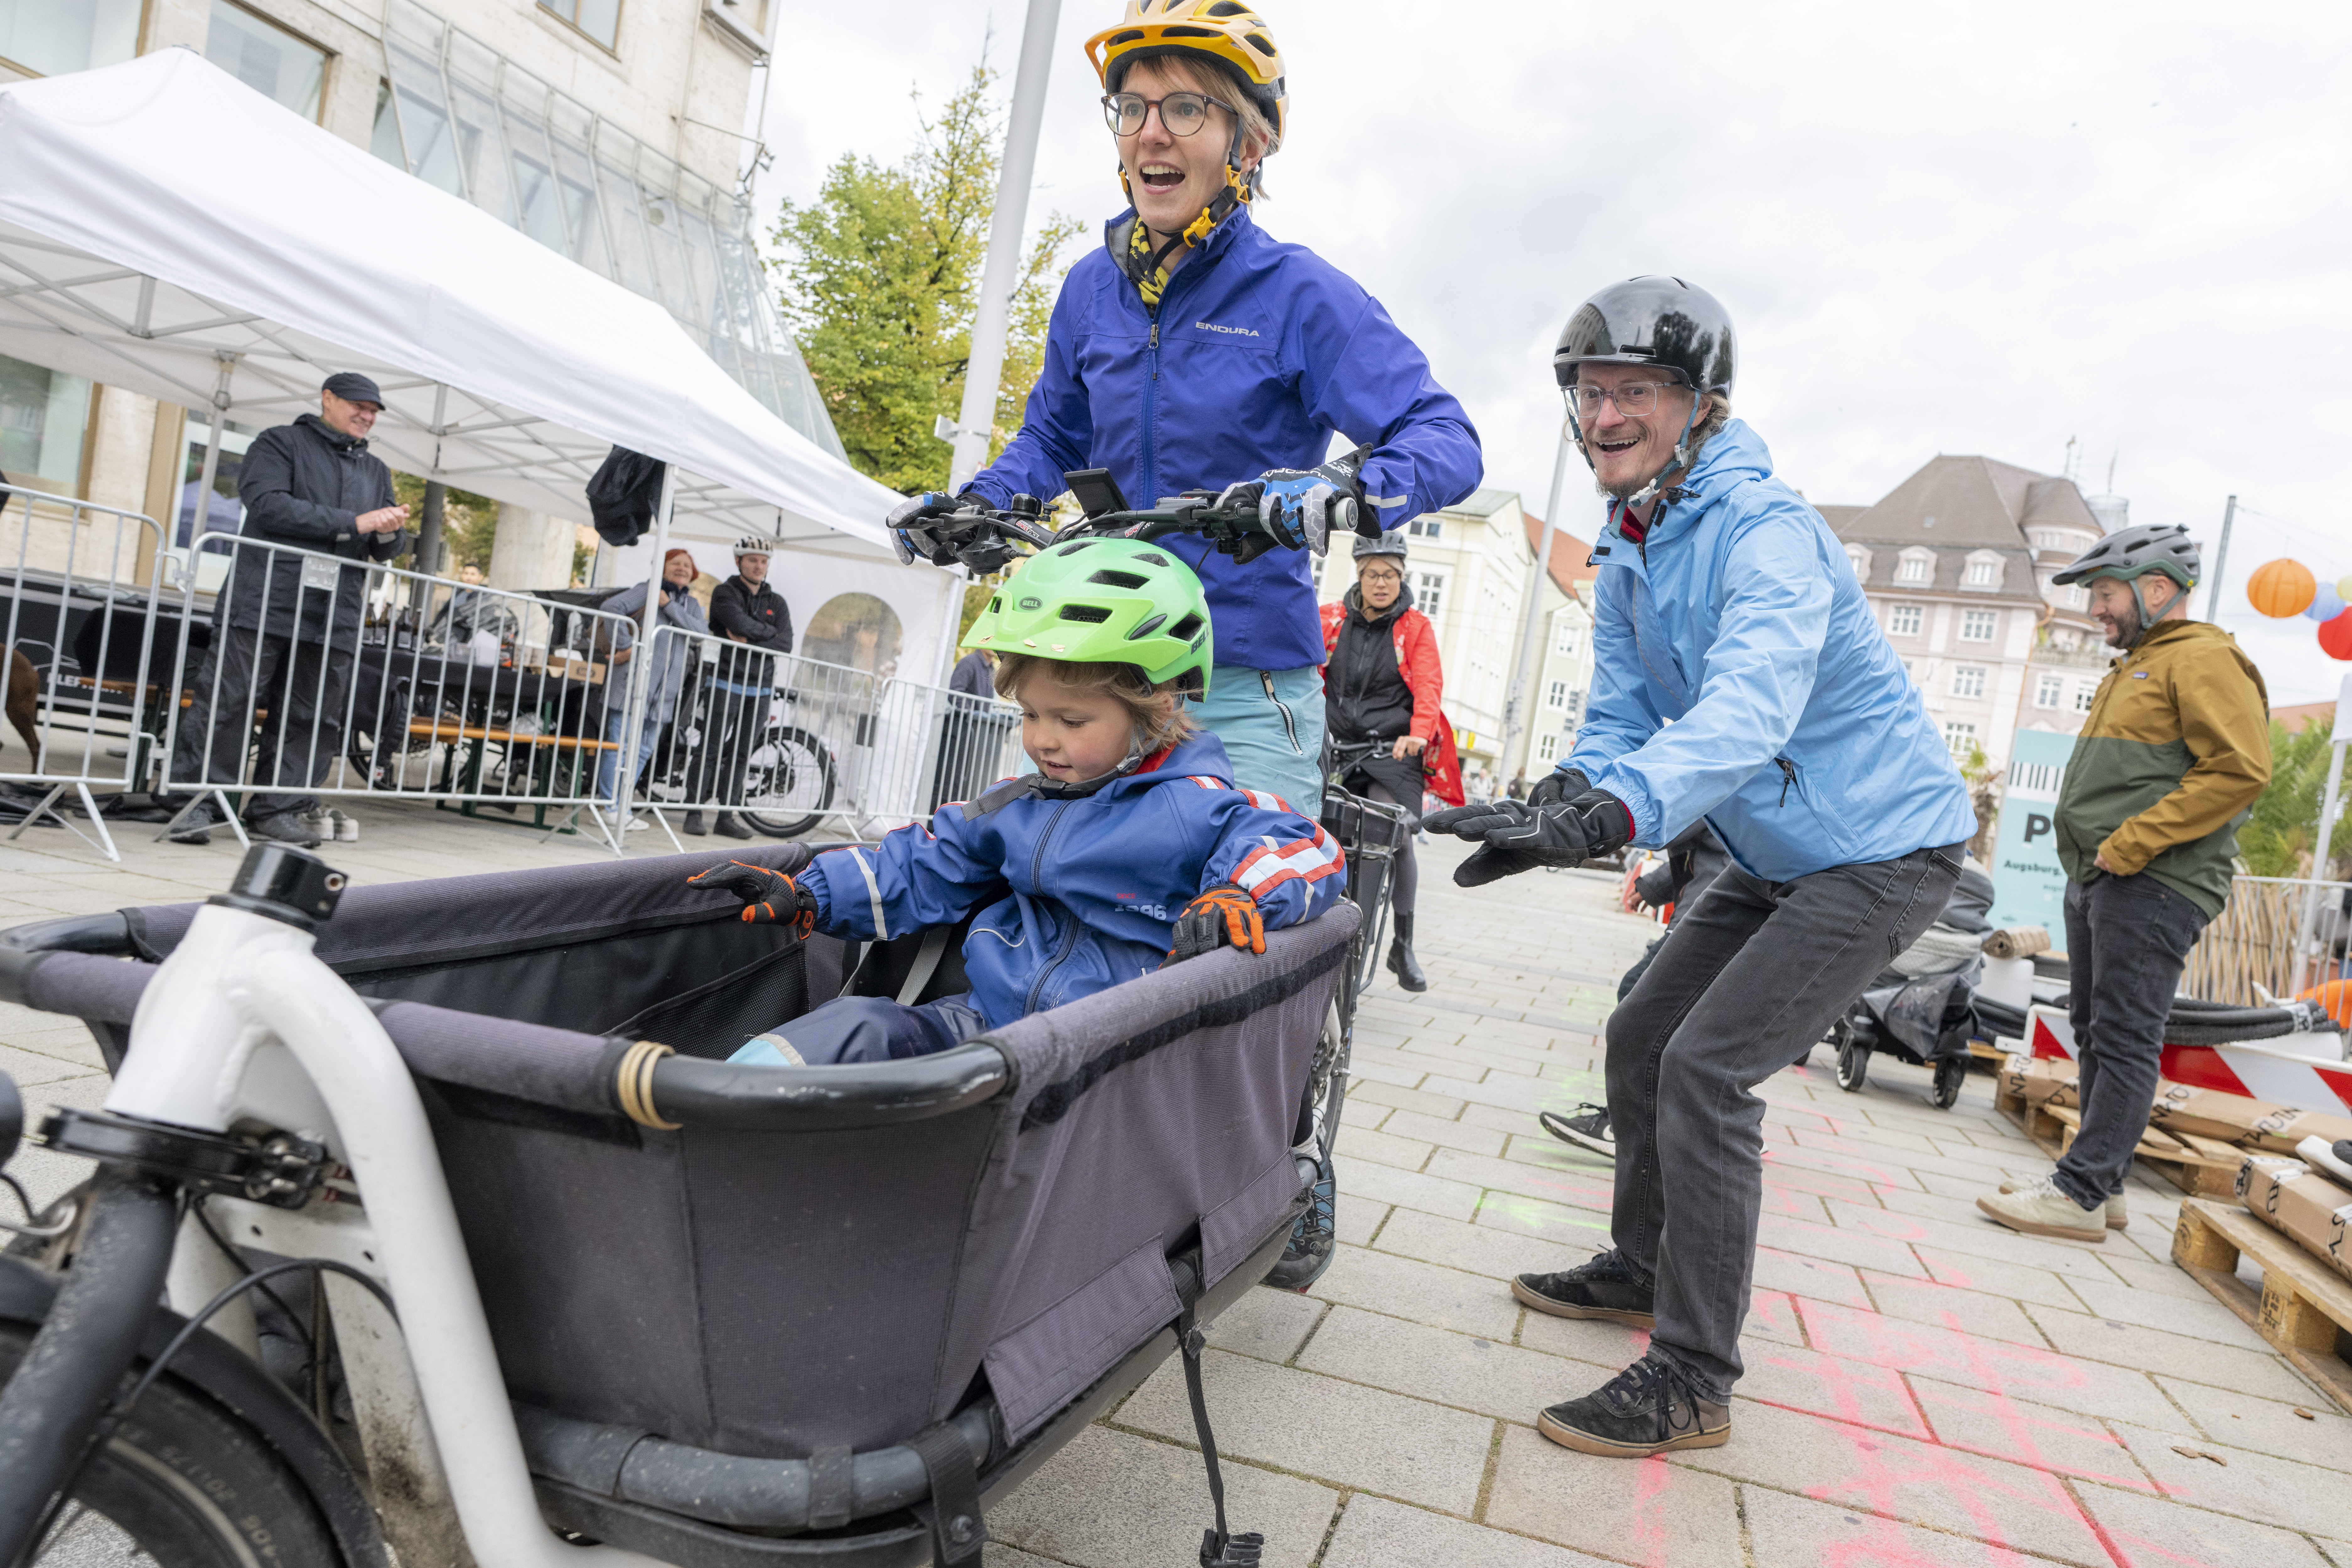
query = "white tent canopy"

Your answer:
(0, 48), (956, 671)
